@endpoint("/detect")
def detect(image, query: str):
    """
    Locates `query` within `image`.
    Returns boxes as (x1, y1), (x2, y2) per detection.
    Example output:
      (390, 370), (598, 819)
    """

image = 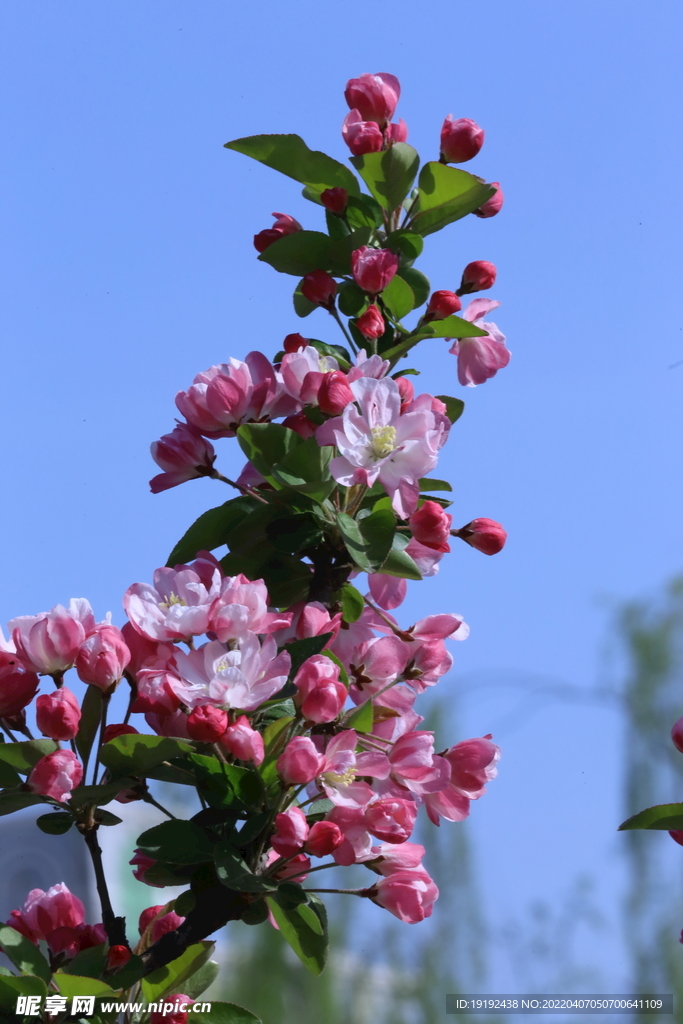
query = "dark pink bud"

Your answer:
(0, 652), (39, 717)
(103, 723), (139, 743)
(220, 715), (264, 765)
(364, 798), (418, 844)
(305, 821), (344, 858)
(440, 116), (485, 163)
(130, 849), (164, 887)
(409, 501), (452, 554)
(355, 304), (385, 339)
(370, 868), (439, 923)
(36, 688), (81, 742)
(320, 188), (348, 215)
(254, 212), (302, 253)
(670, 830), (683, 847)
(271, 806), (309, 857)
(272, 852), (311, 882)
(282, 412), (317, 439)
(317, 371), (355, 416)
(386, 119), (408, 144)
(150, 995), (193, 1024)
(301, 270), (337, 308)
(351, 247), (399, 295)
(139, 906), (185, 942)
(342, 111), (384, 156)
(425, 290), (462, 320)
(28, 750), (83, 803)
(75, 922), (107, 951)
(672, 717), (683, 753)
(283, 333), (309, 353)
(459, 261), (497, 294)
(344, 73), (400, 125)
(456, 518), (507, 555)
(277, 736), (324, 784)
(75, 624), (130, 691)
(395, 377), (415, 408)
(186, 705), (228, 743)
(294, 654), (347, 724)
(150, 422), (216, 494)
(473, 184), (504, 219)
(106, 945), (131, 969)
